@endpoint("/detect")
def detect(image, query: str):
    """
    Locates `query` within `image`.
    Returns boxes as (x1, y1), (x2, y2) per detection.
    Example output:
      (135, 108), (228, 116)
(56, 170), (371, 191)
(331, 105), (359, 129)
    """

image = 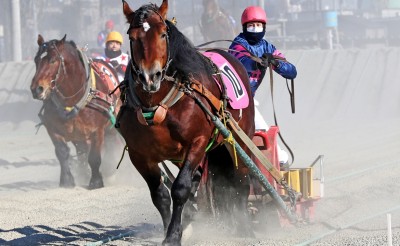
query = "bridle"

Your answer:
(50, 43), (67, 89)
(37, 41), (87, 101)
(37, 42), (67, 90)
(127, 5), (173, 83)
